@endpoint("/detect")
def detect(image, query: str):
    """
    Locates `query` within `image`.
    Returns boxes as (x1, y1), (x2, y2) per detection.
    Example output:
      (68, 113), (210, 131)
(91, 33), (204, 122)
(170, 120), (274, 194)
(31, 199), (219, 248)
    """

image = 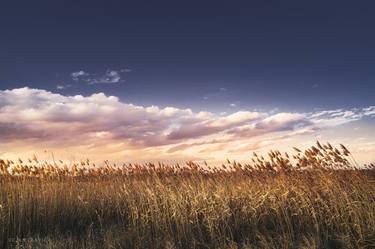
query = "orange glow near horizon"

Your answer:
(0, 88), (374, 165)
